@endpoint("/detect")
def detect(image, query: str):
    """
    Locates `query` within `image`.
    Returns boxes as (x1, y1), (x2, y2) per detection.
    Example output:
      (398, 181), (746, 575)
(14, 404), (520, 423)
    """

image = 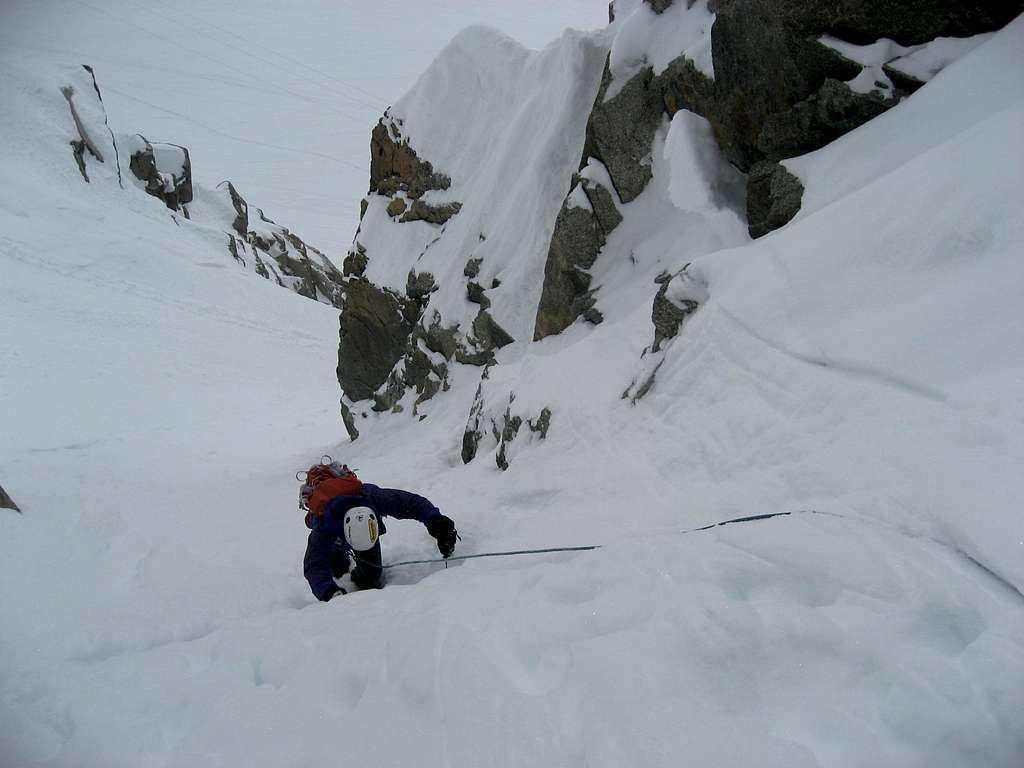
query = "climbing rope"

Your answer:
(379, 510), (817, 570)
